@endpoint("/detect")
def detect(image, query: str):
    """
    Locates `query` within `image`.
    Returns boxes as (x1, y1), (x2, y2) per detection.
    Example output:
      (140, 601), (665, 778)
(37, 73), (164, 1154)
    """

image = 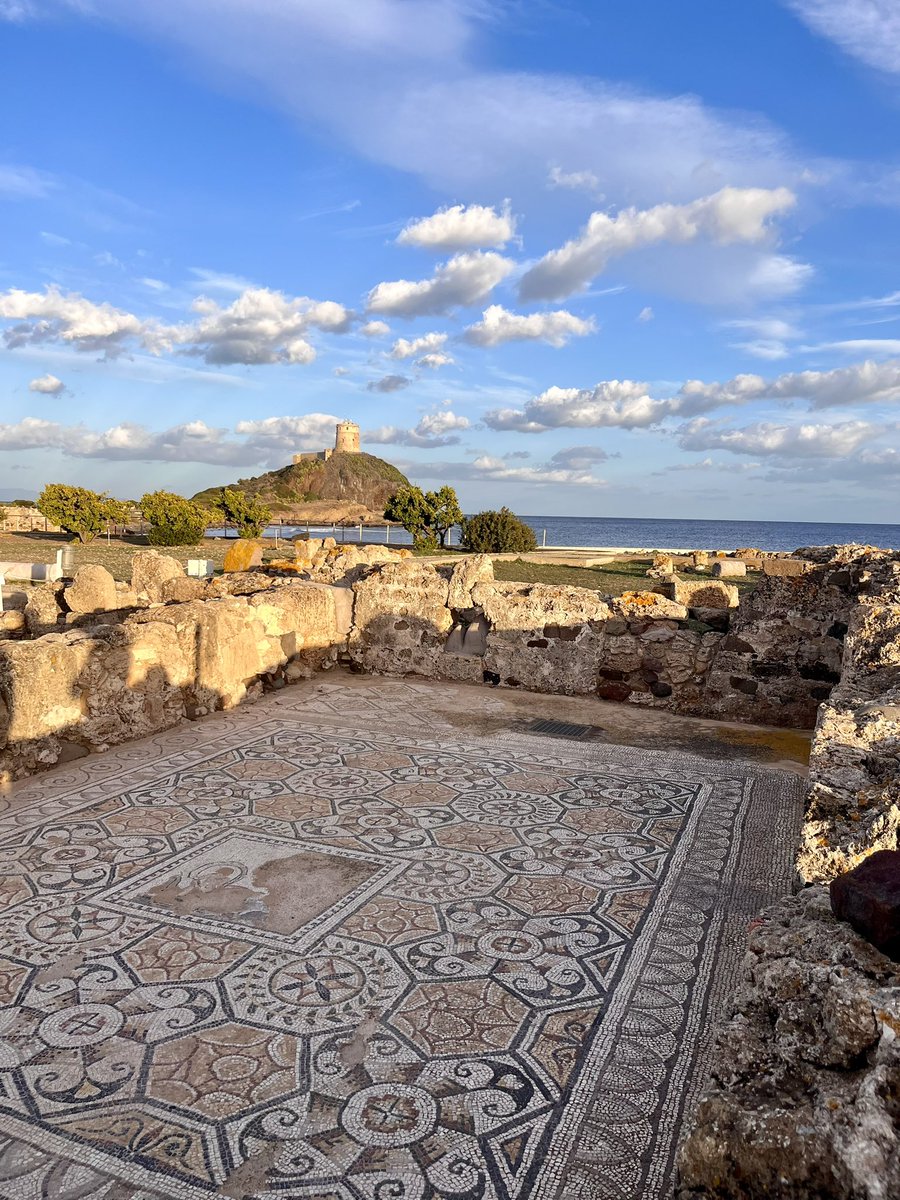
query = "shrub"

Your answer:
(461, 507), (537, 554)
(140, 490), (210, 546)
(37, 483), (124, 543)
(219, 488), (271, 538)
